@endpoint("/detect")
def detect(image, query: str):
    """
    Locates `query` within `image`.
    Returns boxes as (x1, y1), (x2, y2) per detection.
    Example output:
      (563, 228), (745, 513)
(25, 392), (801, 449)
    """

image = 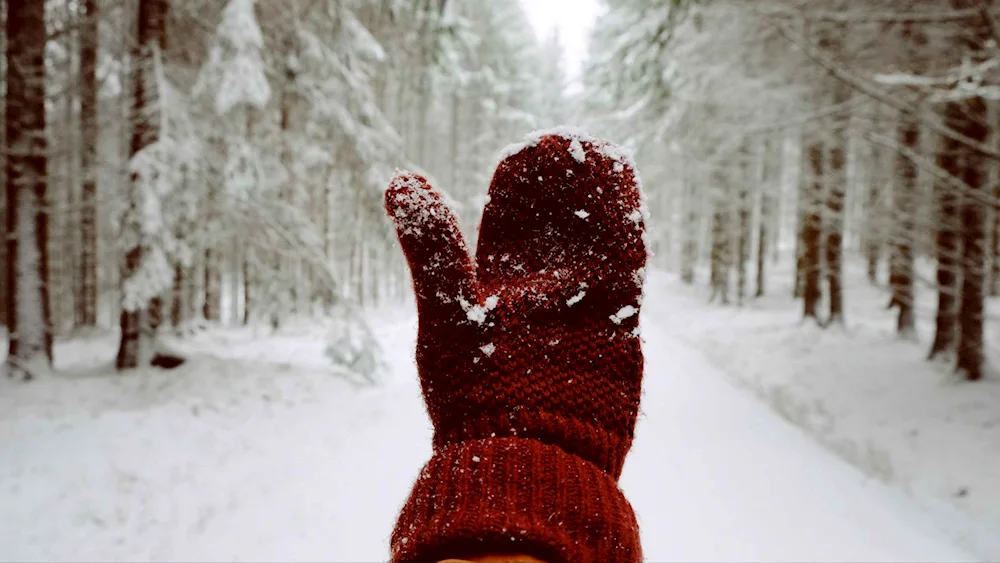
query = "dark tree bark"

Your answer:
(955, 98), (988, 381)
(890, 116), (918, 337)
(951, 0), (991, 379)
(243, 256), (251, 325)
(794, 133), (809, 300)
(794, 201), (805, 298)
(823, 26), (848, 325)
(681, 164), (697, 285)
(0, 0), (7, 331)
(270, 49), (296, 330)
(78, 0), (99, 328)
(991, 179), (1000, 297)
(117, 0), (168, 370)
(170, 264), (184, 328)
(825, 138), (846, 325)
(802, 139), (823, 321)
(737, 184), (751, 305)
(203, 247), (222, 322)
(756, 135), (779, 298)
(887, 21), (928, 337)
(929, 103), (964, 360)
(709, 199), (729, 304)
(865, 144), (883, 285)
(755, 191), (770, 298)
(5, 0), (53, 378)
